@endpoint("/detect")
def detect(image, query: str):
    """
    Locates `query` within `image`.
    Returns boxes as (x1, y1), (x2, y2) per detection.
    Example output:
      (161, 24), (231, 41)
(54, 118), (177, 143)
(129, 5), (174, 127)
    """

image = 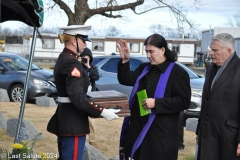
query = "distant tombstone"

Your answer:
(7, 118), (42, 140)
(36, 96), (57, 107)
(83, 143), (106, 160)
(186, 118), (198, 132)
(0, 112), (7, 129)
(0, 88), (10, 102)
